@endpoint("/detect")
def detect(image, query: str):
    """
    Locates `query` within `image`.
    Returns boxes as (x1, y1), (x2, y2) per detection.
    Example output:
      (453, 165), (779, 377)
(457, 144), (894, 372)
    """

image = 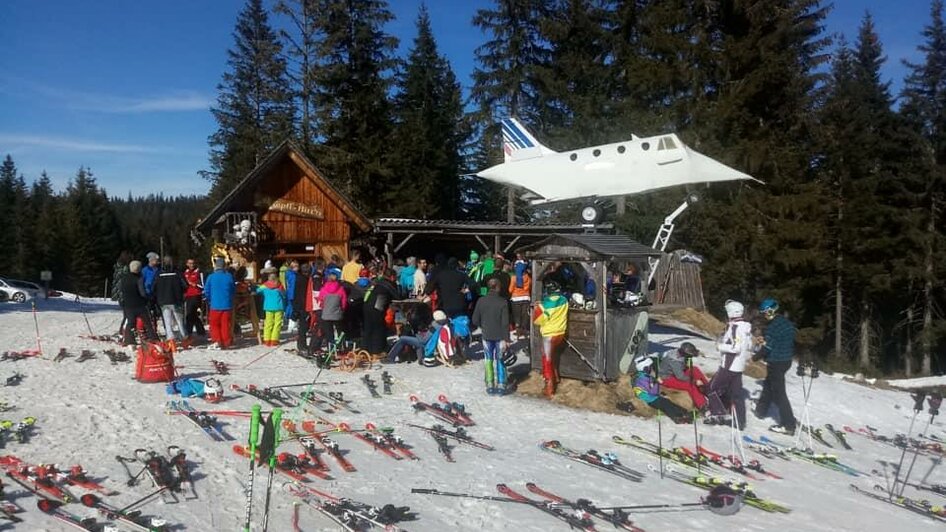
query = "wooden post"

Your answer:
(386, 232), (394, 265)
(494, 235), (501, 256)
